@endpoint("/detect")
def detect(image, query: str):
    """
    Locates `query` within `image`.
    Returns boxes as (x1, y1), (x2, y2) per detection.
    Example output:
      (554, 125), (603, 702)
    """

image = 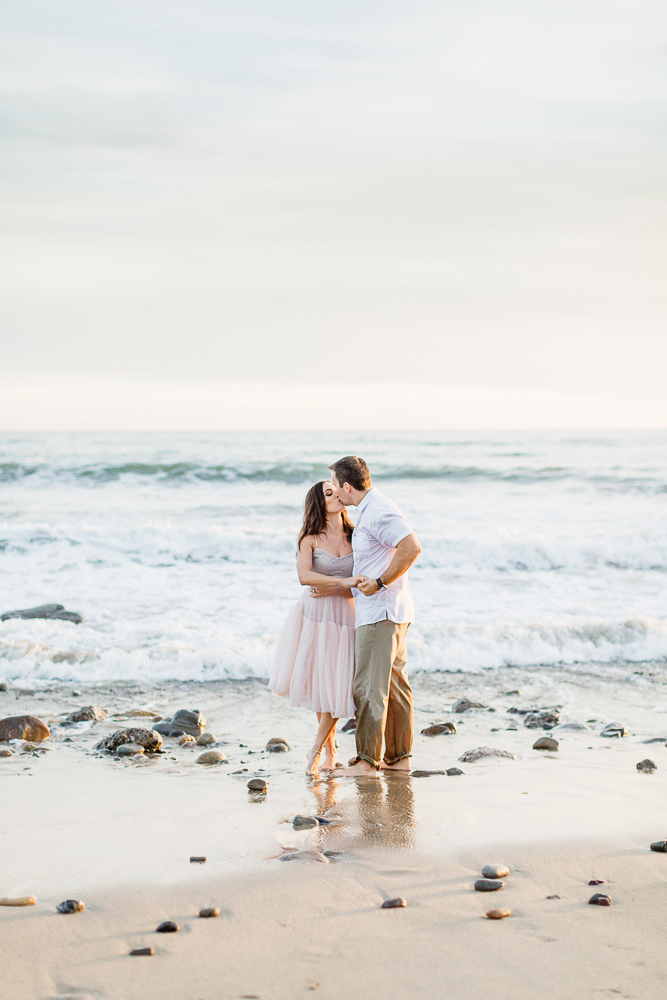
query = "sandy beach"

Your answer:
(3, 665), (667, 999)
